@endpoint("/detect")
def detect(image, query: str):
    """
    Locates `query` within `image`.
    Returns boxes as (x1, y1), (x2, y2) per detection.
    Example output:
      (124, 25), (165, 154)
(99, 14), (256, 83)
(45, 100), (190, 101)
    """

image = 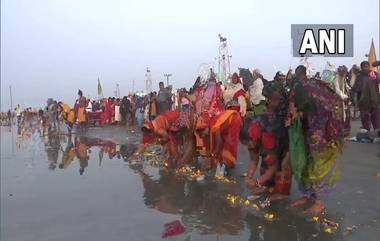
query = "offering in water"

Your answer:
(264, 213), (275, 222)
